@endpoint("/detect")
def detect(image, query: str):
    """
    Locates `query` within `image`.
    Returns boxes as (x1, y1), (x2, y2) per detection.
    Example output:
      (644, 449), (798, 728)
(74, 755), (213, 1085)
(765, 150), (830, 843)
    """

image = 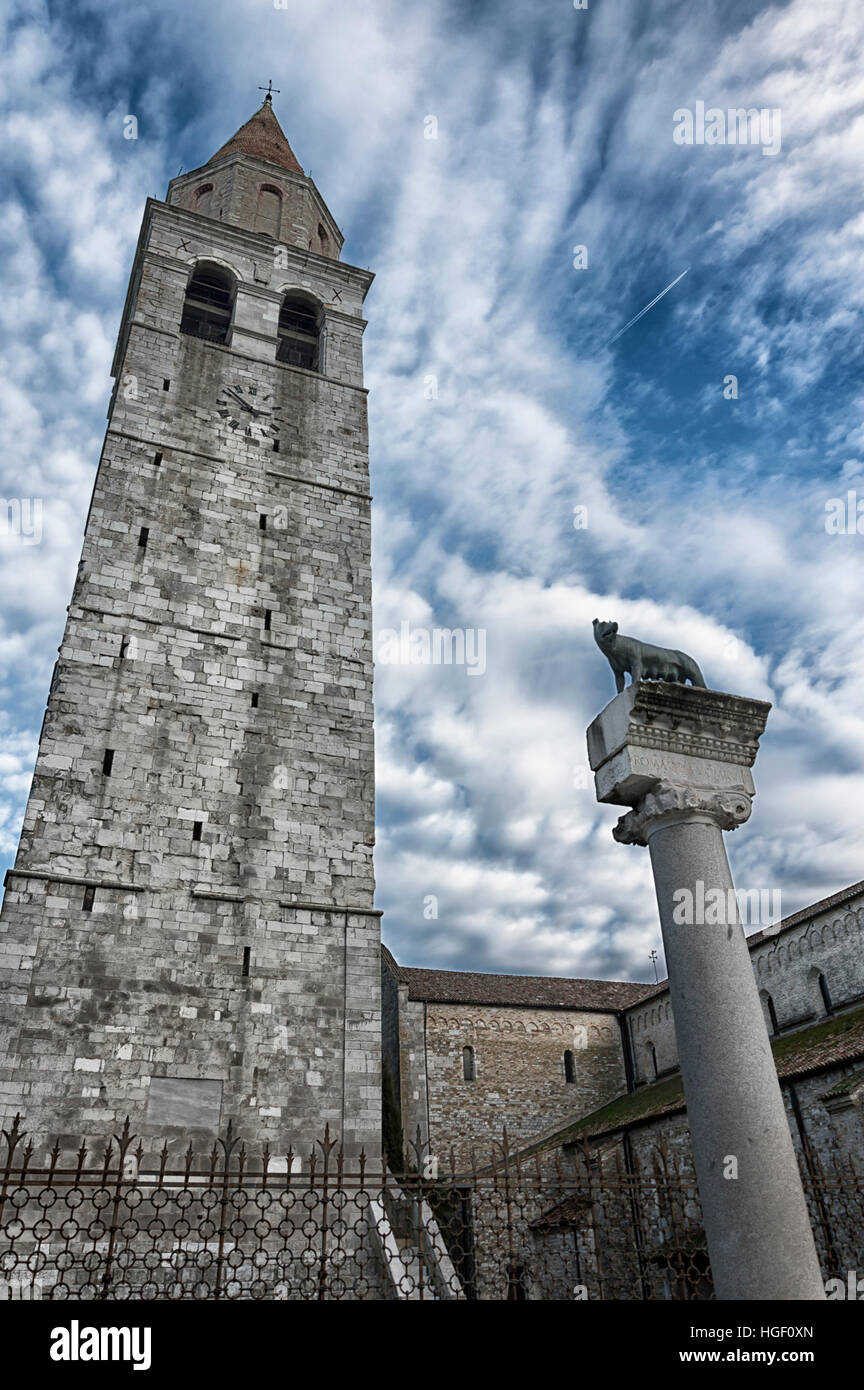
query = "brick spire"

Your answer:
(207, 96), (303, 175)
